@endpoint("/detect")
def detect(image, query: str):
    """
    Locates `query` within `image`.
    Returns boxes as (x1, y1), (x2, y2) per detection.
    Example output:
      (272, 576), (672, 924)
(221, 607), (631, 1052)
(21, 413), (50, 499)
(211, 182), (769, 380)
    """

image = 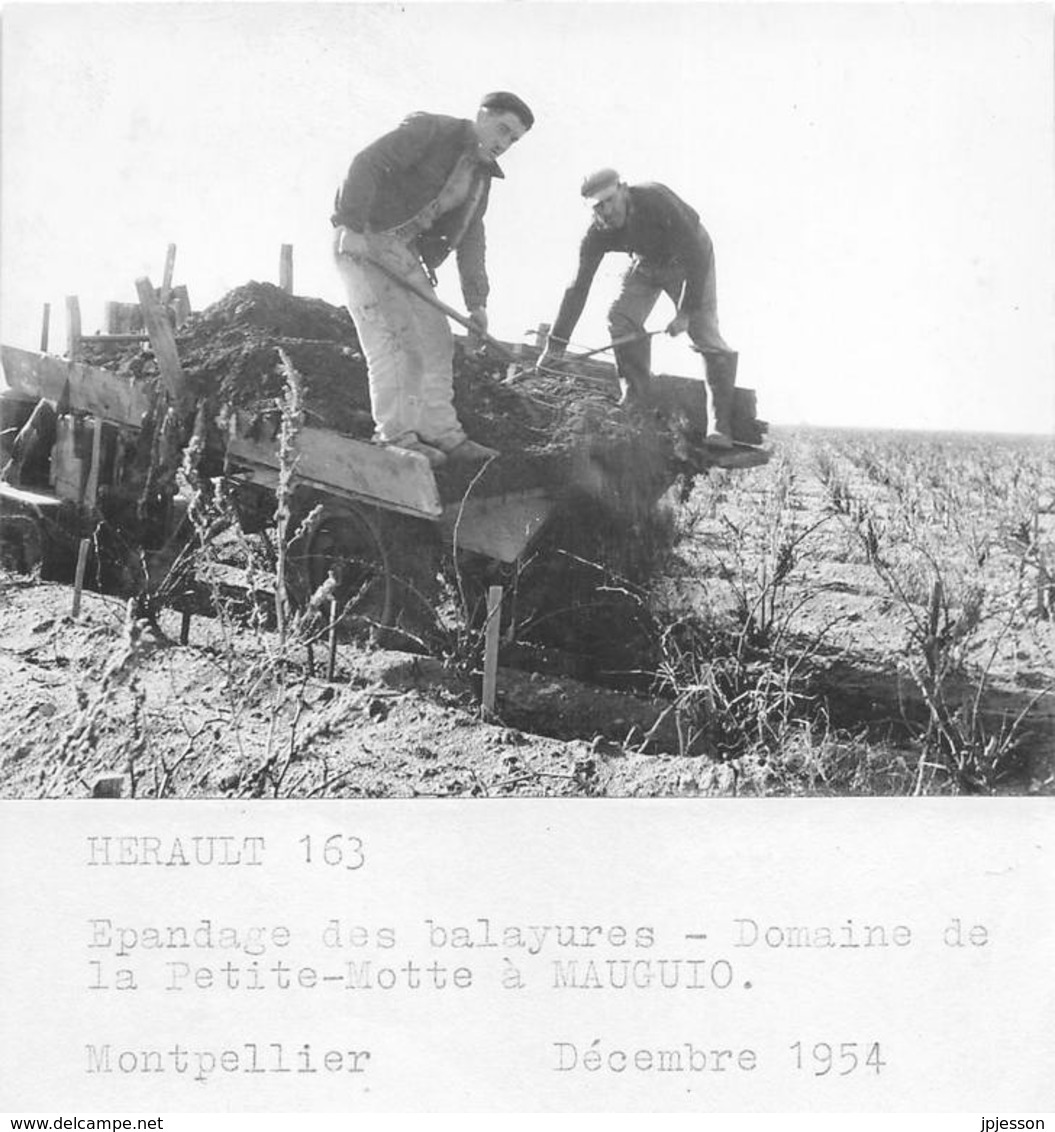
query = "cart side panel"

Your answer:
(650, 372), (709, 424)
(226, 418), (444, 519)
(439, 489), (555, 563)
(651, 372), (768, 446)
(1, 344), (152, 426)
